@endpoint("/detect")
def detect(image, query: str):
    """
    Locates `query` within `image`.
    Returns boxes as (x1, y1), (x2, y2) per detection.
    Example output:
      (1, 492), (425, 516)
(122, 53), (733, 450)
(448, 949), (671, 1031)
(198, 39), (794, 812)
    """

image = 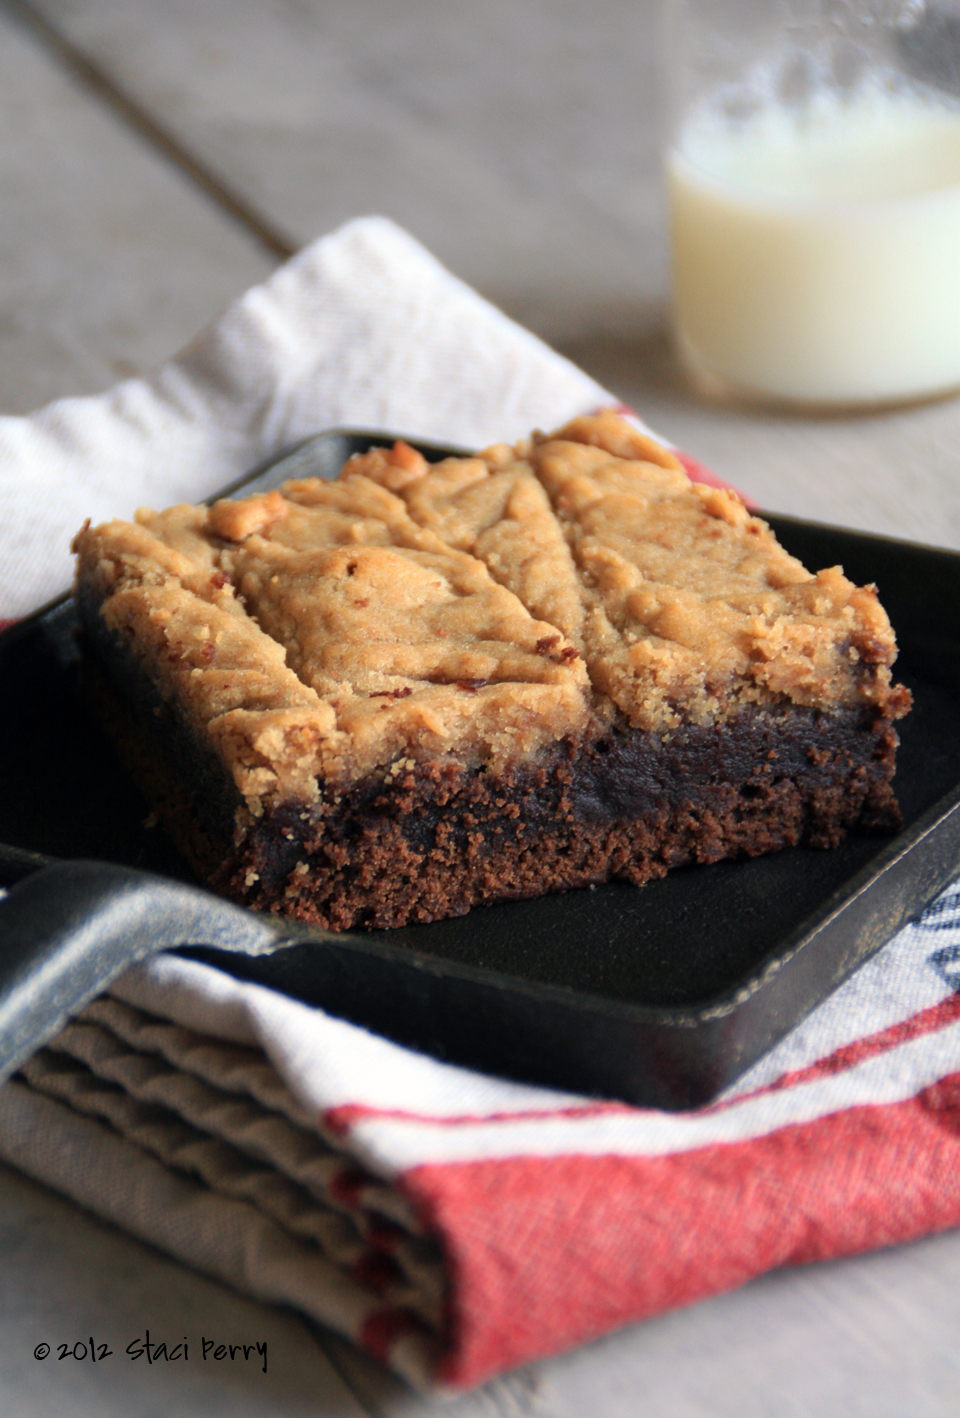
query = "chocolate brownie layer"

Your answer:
(230, 708), (900, 930)
(80, 583), (900, 930)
